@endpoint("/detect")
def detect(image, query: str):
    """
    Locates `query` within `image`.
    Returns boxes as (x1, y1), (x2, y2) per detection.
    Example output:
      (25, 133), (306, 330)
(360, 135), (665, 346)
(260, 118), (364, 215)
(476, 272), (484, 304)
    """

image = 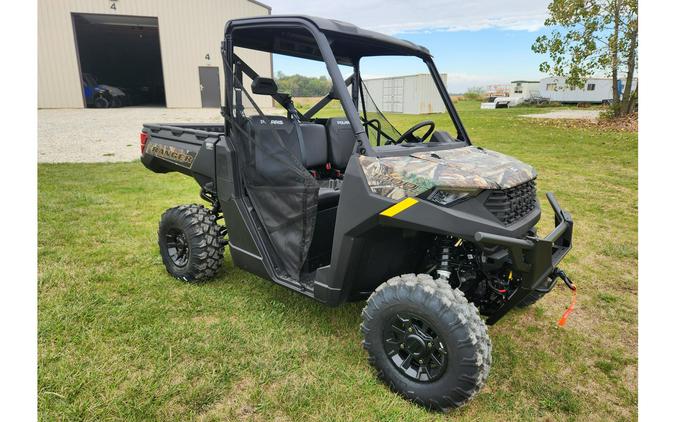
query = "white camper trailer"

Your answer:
(480, 80), (539, 109)
(539, 77), (636, 104)
(363, 74), (448, 114)
(509, 80), (540, 100)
